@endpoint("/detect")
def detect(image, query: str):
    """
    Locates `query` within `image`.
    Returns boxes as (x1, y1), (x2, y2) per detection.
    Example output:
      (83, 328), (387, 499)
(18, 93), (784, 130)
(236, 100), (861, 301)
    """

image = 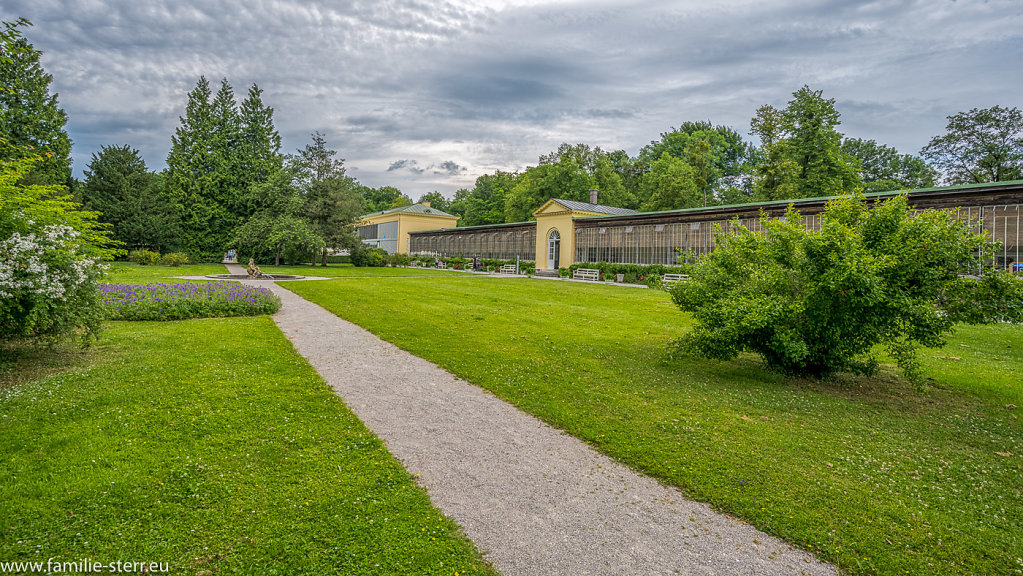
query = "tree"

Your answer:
(80, 145), (179, 252)
(233, 168), (322, 266)
(417, 191), (450, 212)
(0, 23), (72, 187)
(921, 106), (1023, 184)
(295, 133), (363, 265)
(670, 194), (1023, 379)
(167, 78), (281, 260)
(639, 153), (701, 211)
(359, 185), (411, 213)
(448, 171), (518, 226)
(503, 143), (630, 222)
(237, 84), (283, 204)
(750, 87), (861, 200)
(841, 138), (936, 192)
(637, 121), (755, 206)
